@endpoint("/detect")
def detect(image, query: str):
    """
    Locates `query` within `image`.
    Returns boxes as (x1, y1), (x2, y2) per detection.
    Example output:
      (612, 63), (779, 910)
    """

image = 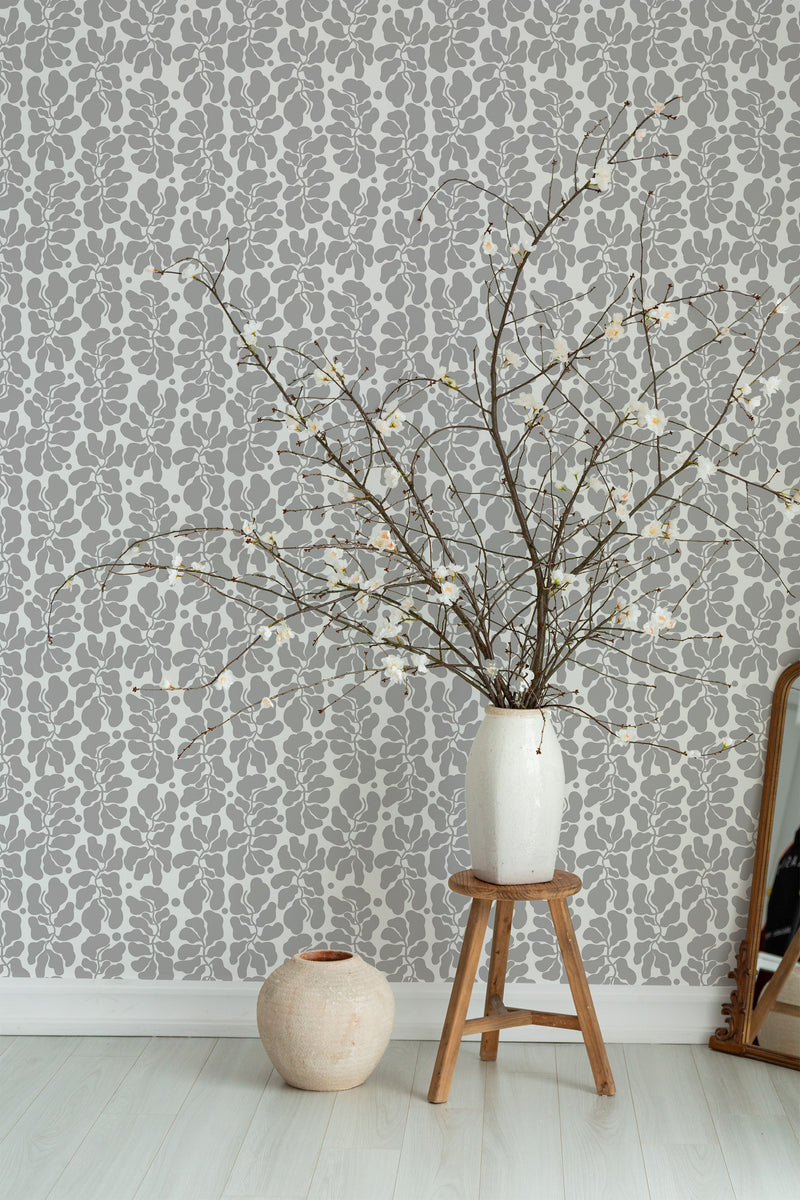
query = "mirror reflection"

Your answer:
(751, 679), (800, 1055)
